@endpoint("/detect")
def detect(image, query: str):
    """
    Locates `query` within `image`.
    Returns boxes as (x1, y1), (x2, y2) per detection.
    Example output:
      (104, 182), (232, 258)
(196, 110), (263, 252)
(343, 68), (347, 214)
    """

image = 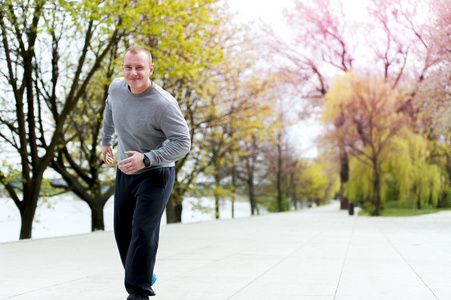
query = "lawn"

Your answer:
(358, 206), (450, 217)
